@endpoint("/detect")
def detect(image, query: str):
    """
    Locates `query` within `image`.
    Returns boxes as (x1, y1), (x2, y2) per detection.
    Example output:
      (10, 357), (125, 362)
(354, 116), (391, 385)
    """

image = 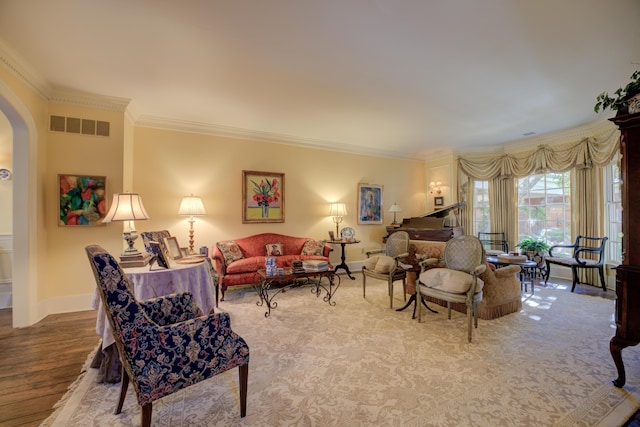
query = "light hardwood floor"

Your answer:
(0, 308), (98, 427)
